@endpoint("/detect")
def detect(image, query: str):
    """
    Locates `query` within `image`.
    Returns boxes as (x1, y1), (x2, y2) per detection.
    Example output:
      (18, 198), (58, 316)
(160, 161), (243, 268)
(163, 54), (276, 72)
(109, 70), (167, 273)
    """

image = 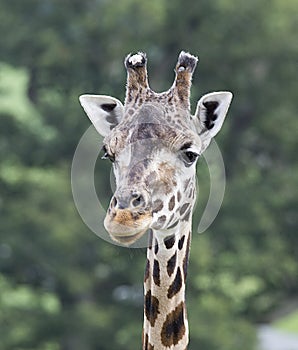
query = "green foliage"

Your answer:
(0, 0), (297, 349)
(0, 274), (60, 349)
